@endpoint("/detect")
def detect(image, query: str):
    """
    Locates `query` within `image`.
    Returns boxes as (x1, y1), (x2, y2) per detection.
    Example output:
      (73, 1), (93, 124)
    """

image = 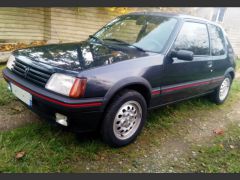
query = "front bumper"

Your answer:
(3, 68), (104, 132)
